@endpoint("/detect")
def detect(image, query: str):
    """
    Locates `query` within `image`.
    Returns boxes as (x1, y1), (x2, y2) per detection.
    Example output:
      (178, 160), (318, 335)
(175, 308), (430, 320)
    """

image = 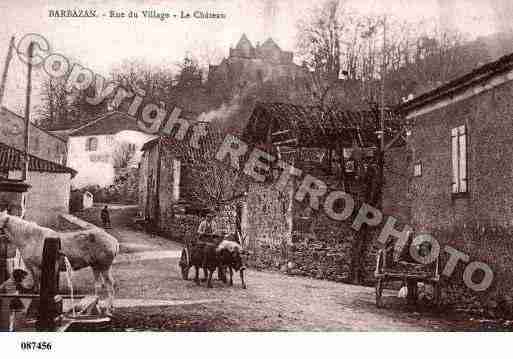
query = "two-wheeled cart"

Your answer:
(374, 239), (441, 308)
